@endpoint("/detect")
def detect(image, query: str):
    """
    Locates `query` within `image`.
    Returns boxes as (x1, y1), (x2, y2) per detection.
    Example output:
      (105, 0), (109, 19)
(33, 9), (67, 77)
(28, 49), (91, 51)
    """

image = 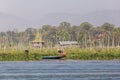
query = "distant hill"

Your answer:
(37, 10), (120, 26)
(0, 12), (32, 31)
(79, 10), (120, 26)
(0, 10), (120, 31)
